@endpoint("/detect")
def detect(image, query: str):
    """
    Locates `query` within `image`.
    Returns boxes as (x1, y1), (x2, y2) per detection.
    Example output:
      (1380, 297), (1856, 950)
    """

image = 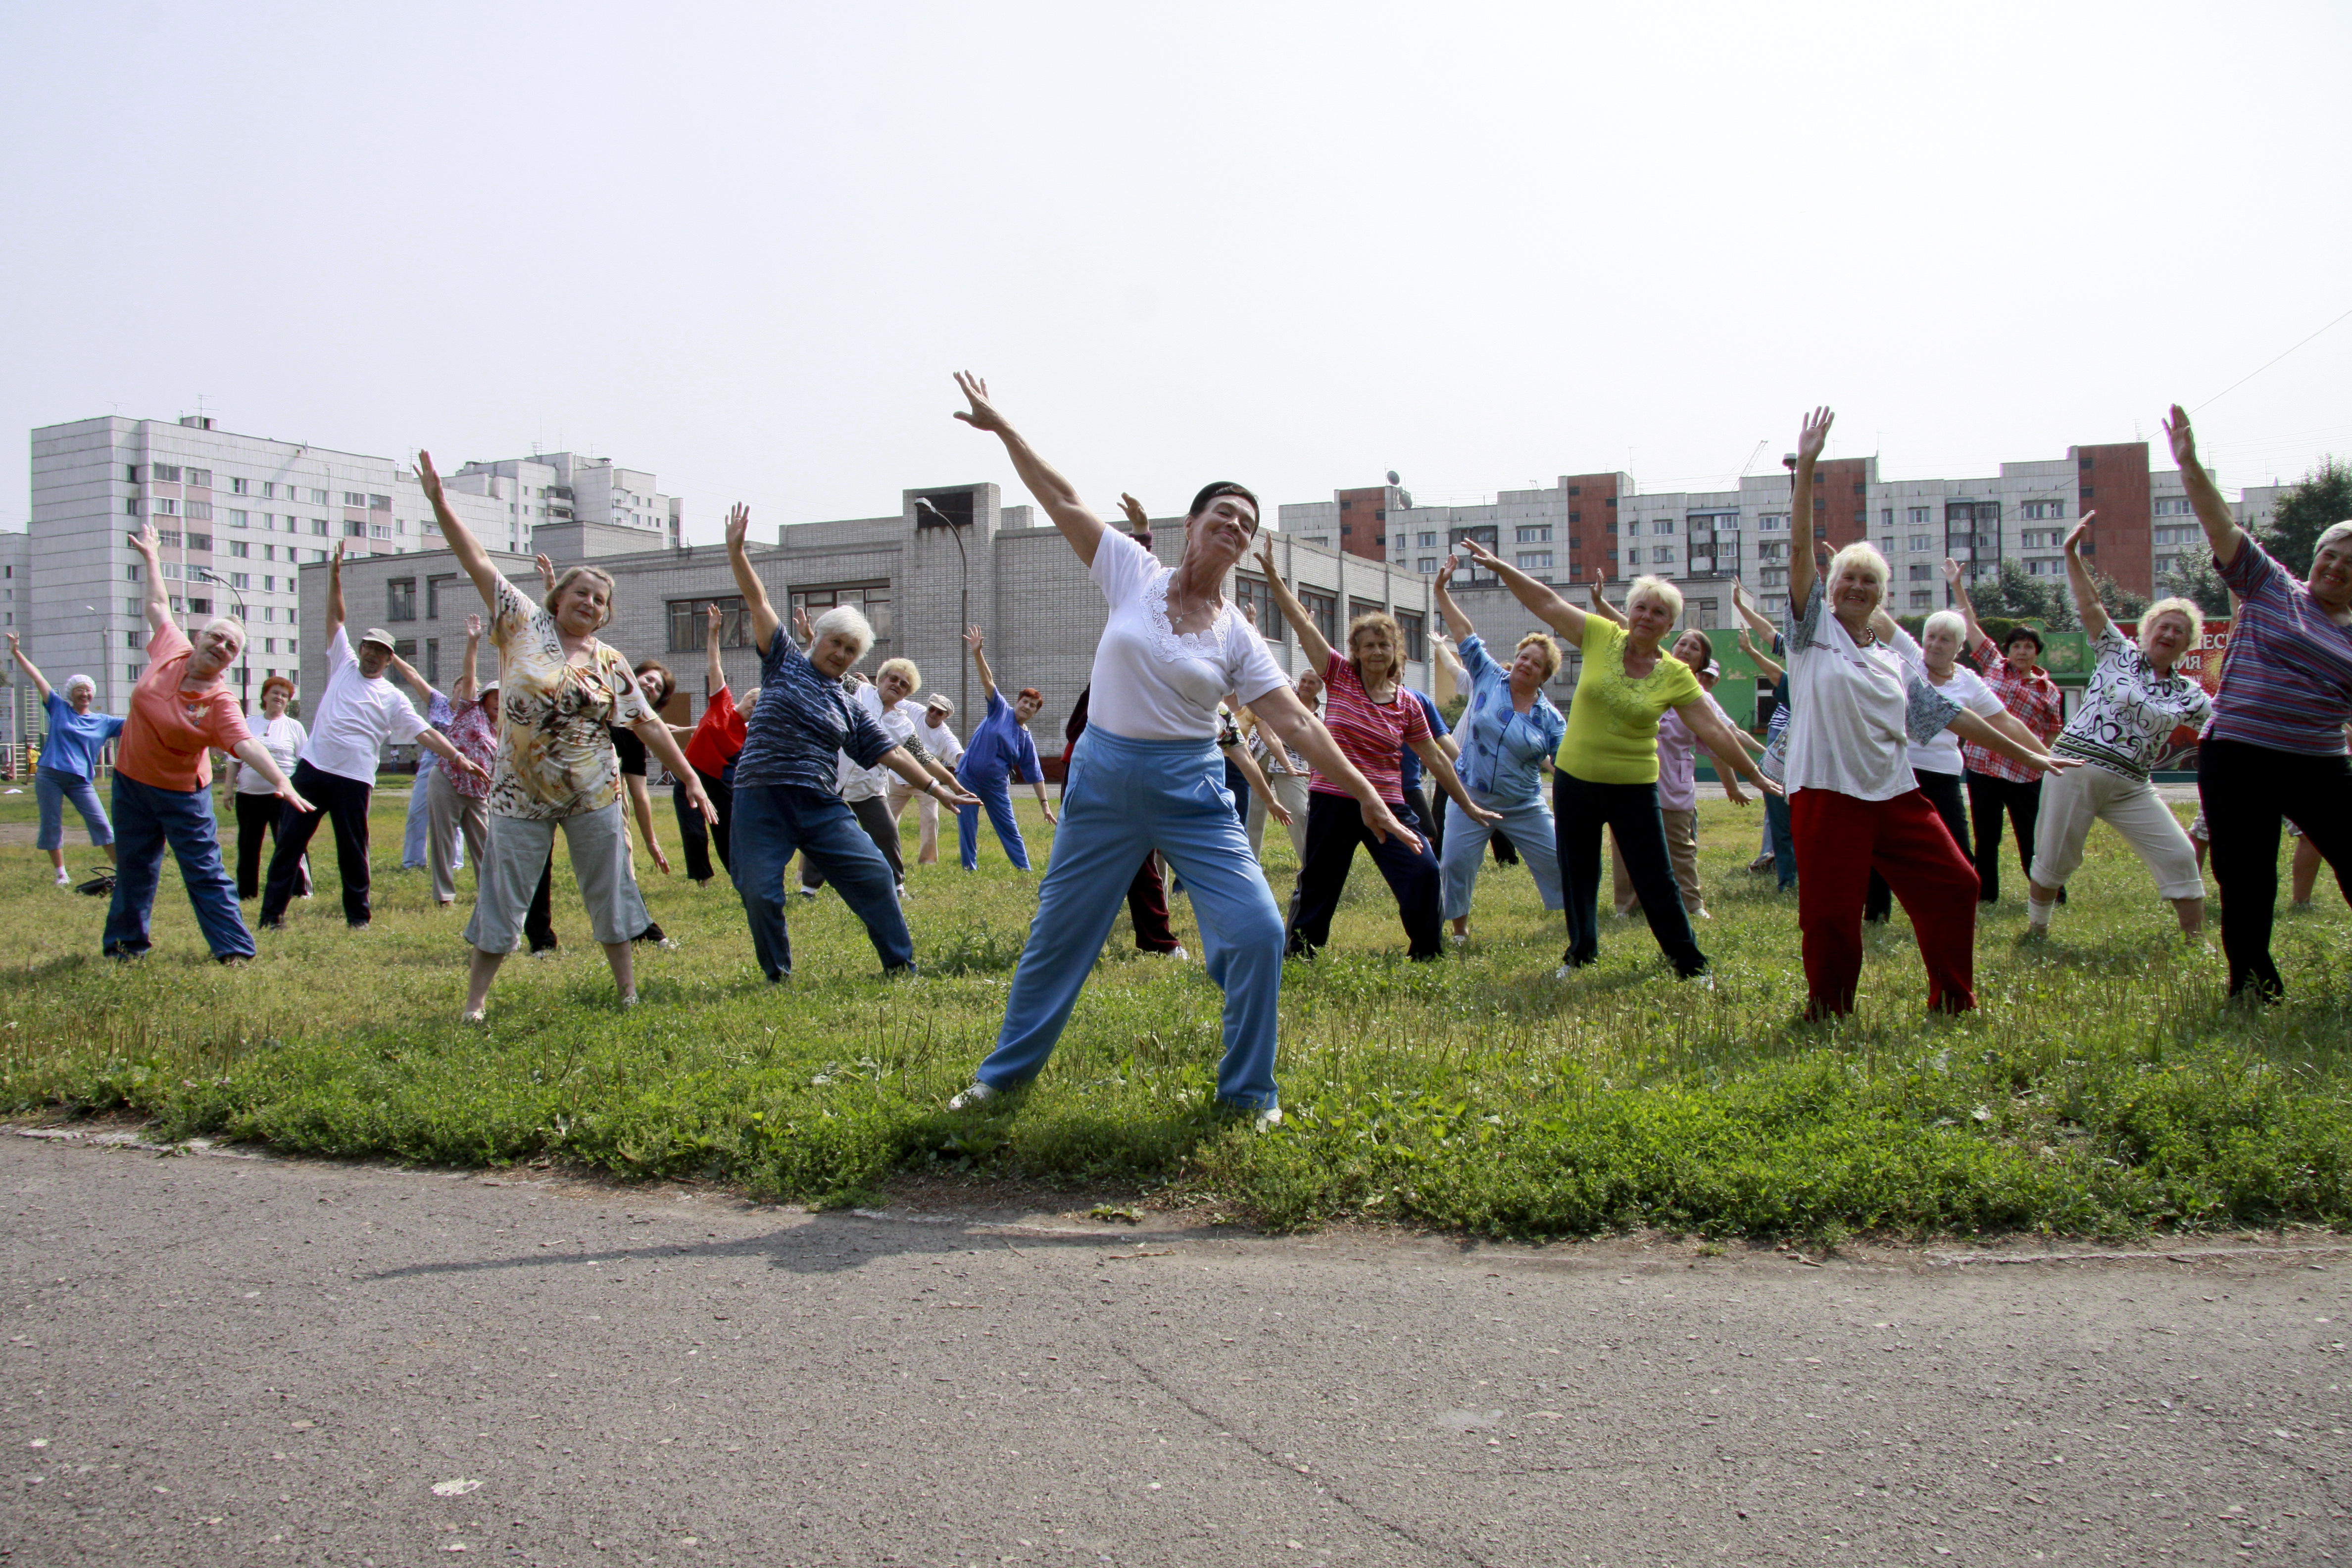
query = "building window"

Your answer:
(2154, 497), (2195, 517)
(230, 477), (249, 495)
(1907, 533), (1934, 552)
(151, 464), (182, 483)
(344, 520), (368, 539)
(229, 572), (249, 589)
(2027, 558), (2064, 576)
(312, 519), (330, 537)
(2020, 529), (2065, 549)
(186, 533), (212, 552)
(1758, 513), (1788, 532)
(1417, 557), (1437, 574)
(664, 595), (752, 653)
(1299, 588), (1338, 645)
(1908, 563), (1934, 582)
(126, 630), (147, 649)
(1515, 525), (1552, 544)
(2020, 500), (2068, 520)
(426, 574), (458, 619)
(425, 637), (441, 686)
(307, 488), (330, 505)
(2079, 487), (2094, 501)
(2153, 525), (2199, 545)
(1909, 590), (1934, 609)
(228, 510), (249, 529)
(185, 501), (213, 521)
(1626, 520), (1643, 537)
(1516, 551), (1553, 571)
(1418, 531), (1437, 548)
(387, 579), (417, 621)
(151, 498), (180, 517)
(369, 524), (392, 540)
(1651, 546), (1672, 564)
(369, 493), (392, 511)
(788, 584), (890, 648)
(1881, 509), (1894, 526)
(1394, 610), (1425, 663)
(1759, 568), (1787, 587)
(1763, 594), (1788, 614)
(1757, 540), (1785, 560)
(1232, 575), (1281, 640)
